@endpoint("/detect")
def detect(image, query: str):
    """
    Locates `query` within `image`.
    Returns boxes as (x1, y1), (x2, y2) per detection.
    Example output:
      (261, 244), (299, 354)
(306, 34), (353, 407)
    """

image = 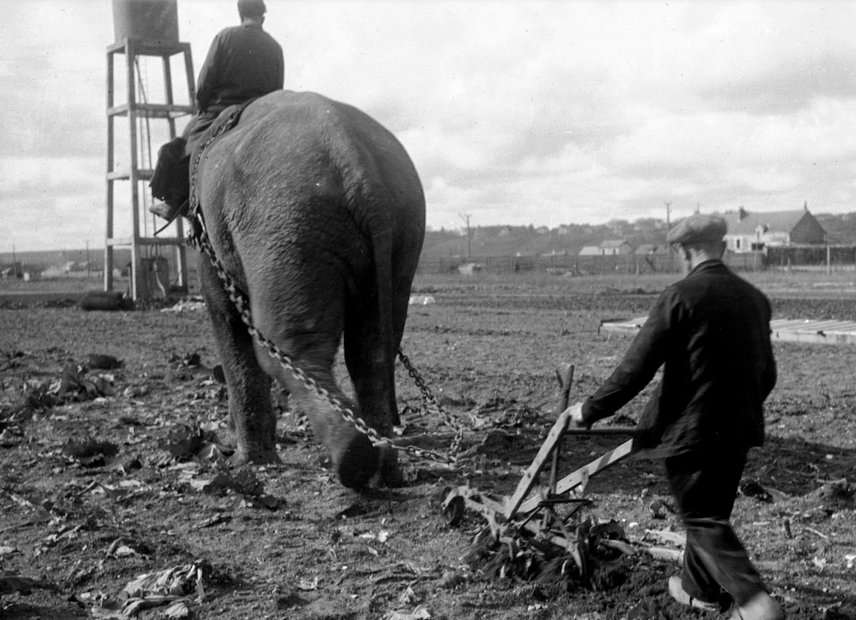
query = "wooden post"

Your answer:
(515, 439), (634, 515)
(554, 364), (575, 415)
(539, 364), (576, 531)
(549, 365), (575, 489)
(504, 407), (571, 519)
(504, 364), (575, 521)
(105, 47), (115, 291)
